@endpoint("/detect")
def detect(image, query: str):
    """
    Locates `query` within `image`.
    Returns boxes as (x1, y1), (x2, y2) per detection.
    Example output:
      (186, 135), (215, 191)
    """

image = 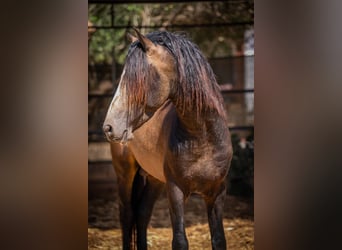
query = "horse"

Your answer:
(103, 29), (233, 250)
